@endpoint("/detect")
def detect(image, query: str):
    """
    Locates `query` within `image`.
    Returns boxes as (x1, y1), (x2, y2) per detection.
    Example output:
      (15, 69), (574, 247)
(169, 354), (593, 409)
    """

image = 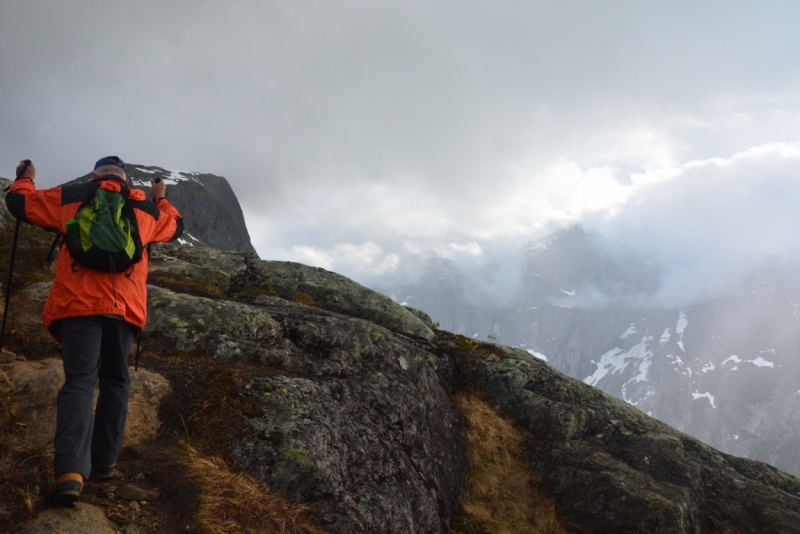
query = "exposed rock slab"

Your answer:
(146, 285), (283, 359)
(146, 242), (435, 342)
(147, 285), (466, 533)
(1, 349), (25, 363)
(148, 243), (245, 297)
(2, 358), (62, 448)
(15, 503), (117, 534)
(242, 258), (435, 342)
(115, 484), (160, 501)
